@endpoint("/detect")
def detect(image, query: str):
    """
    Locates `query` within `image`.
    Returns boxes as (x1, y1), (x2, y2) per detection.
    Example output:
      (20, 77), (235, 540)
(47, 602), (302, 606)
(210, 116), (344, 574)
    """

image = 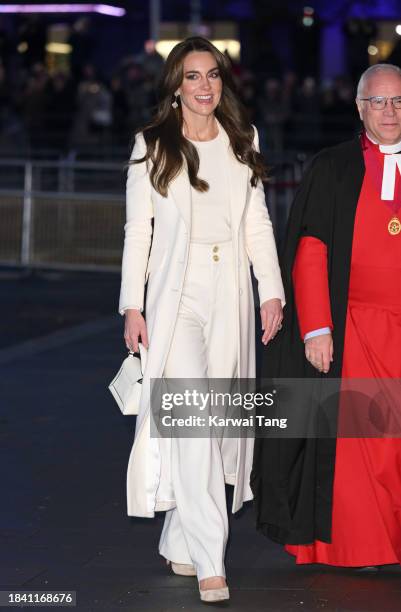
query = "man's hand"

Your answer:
(305, 333), (333, 373)
(124, 309), (149, 353)
(261, 298), (283, 345)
